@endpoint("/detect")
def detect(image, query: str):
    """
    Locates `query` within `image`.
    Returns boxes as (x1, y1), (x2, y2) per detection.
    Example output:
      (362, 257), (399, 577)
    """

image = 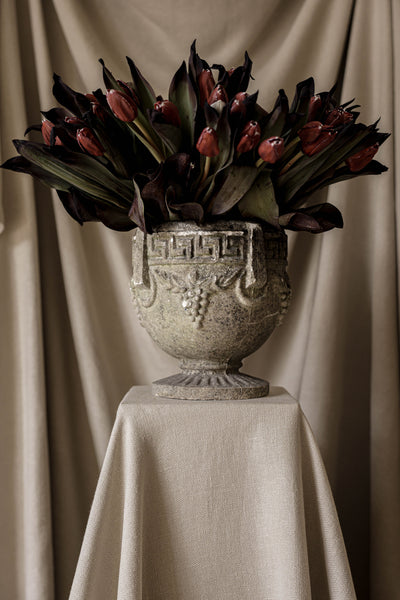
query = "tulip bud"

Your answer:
(345, 143), (379, 172)
(302, 130), (337, 156)
(298, 121), (323, 144)
(198, 69), (215, 106)
(325, 107), (353, 127)
(64, 116), (86, 139)
(41, 120), (62, 146)
(230, 92), (248, 116)
(154, 100), (181, 127)
(237, 121), (261, 153)
(308, 95), (322, 121)
(106, 89), (138, 122)
(85, 93), (98, 103)
(196, 127), (220, 157)
(92, 103), (107, 121)
(64, 117), (85, 127)
(242, 121), (261, 137)
(76, 127), (104, 156)
(208, 84), (228, 105)
(258, 137), (285, 163)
